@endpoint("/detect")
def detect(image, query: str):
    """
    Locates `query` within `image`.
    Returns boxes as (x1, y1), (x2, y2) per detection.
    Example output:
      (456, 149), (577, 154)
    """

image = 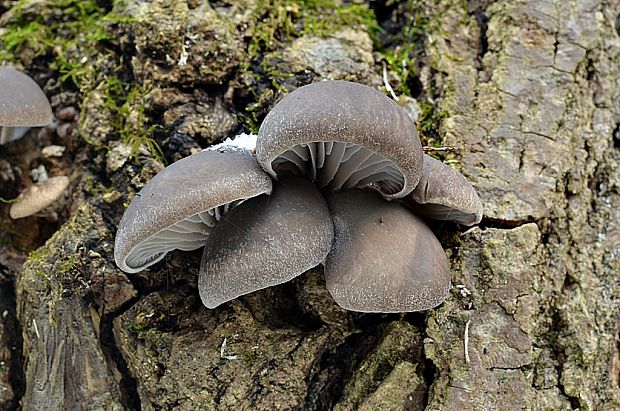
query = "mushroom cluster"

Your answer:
(114, 81), (482, 313)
